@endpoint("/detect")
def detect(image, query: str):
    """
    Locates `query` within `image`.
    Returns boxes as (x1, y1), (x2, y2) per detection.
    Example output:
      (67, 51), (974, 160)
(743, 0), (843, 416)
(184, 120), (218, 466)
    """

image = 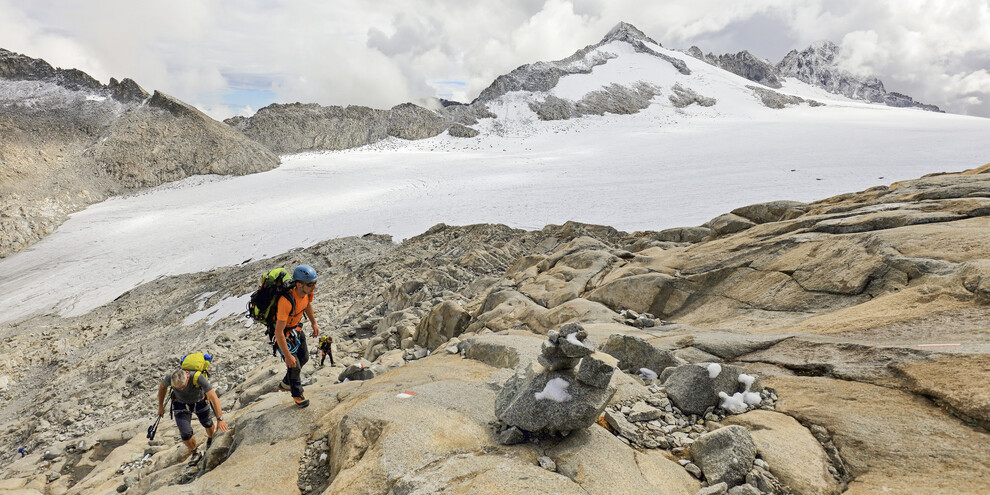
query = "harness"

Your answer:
(266, 292), (307, 357)
(271, 323), (303, 357)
